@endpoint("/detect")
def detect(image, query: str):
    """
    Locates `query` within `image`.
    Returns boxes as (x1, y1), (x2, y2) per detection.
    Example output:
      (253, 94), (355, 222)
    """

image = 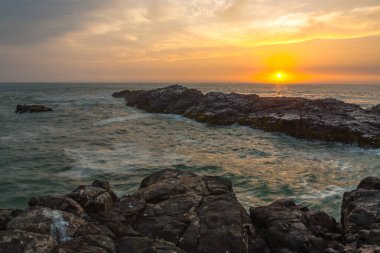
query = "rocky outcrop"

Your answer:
(341, 177), (380, 252)
(250, 199), (341, 253)
(0, 170), (379, 253)
(118, 169), (262, 253)
(15, 104), (53, 113)
(113, 85), (380, 148)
